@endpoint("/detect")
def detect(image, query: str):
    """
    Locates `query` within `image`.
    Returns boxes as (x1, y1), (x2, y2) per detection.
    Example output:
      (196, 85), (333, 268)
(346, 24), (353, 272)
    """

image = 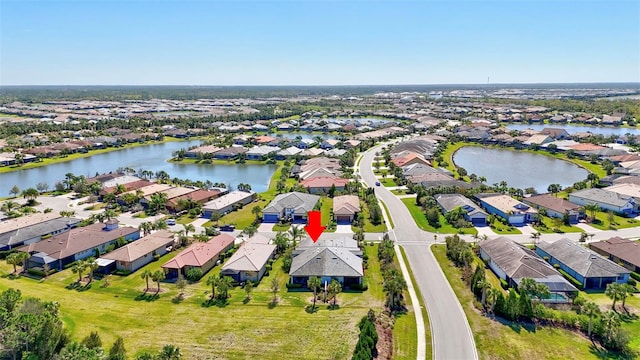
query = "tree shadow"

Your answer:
(242, 297), (251, 305)
(588, 343), (636, 360)
(328, 304), (340, 311)
(305, 305), (318, 314)
(201, 298), (228, 308)
(2, 273), (20, 280)
(134, 293), (159, 302)
(65, 282), (92, 292)
(268, 299), (278, 309)
(171, 295), (184, 304)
